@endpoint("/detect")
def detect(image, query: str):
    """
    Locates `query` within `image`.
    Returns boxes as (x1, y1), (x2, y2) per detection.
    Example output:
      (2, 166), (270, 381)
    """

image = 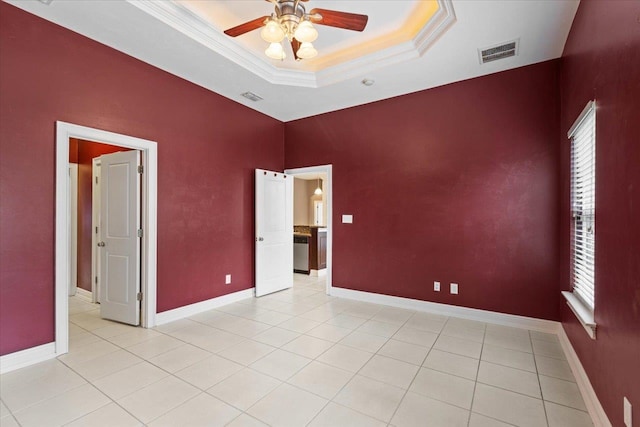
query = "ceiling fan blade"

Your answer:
(309, 8), (368, 32)
(290, 38), (301, 61)
(224, 16), (269, 37)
